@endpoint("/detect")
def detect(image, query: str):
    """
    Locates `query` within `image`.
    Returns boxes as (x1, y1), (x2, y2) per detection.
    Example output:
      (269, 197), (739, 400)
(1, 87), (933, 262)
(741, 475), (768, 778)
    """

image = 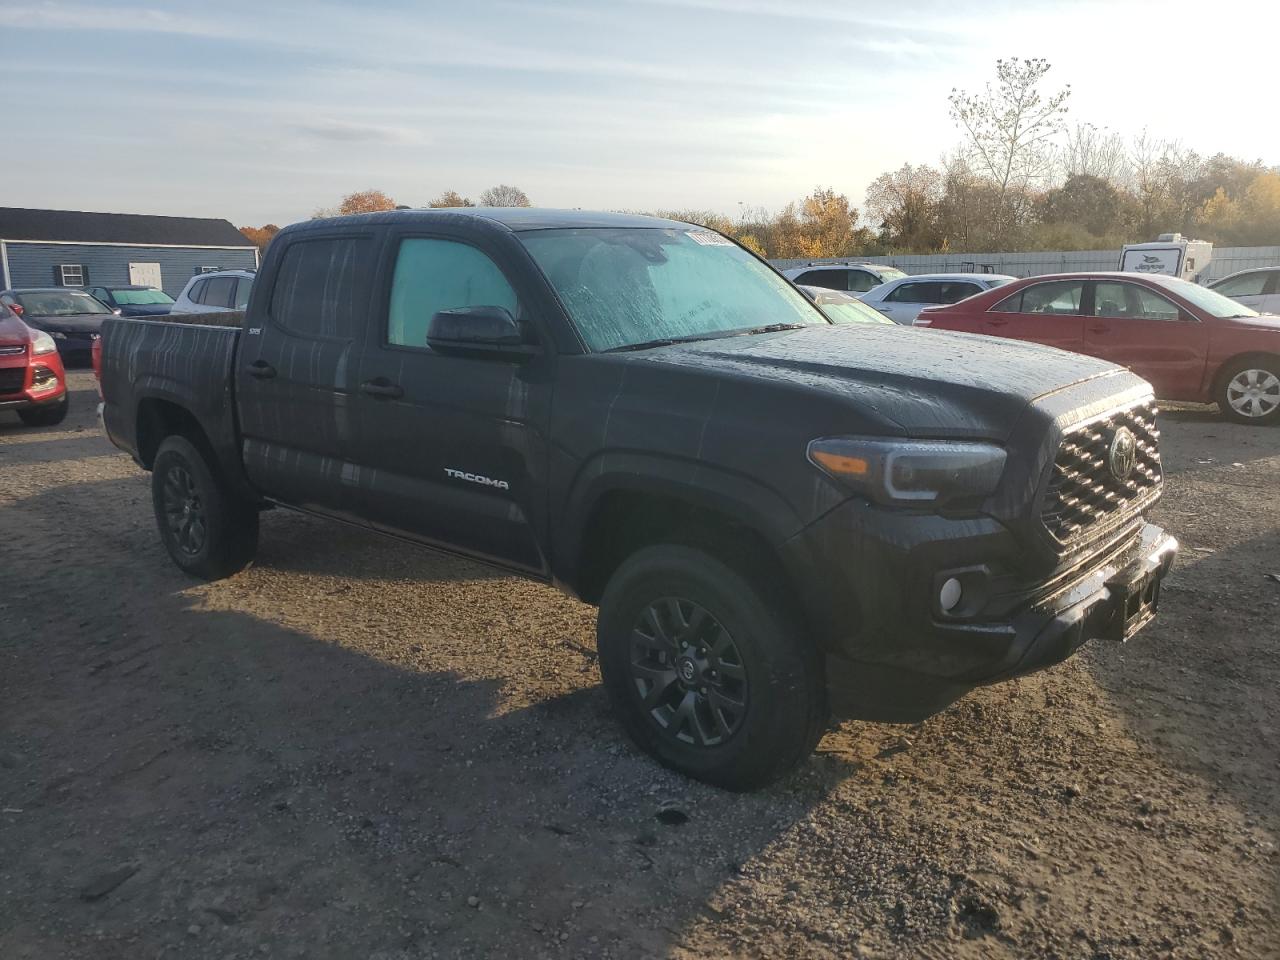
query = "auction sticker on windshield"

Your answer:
(686, 231), (735, 246)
